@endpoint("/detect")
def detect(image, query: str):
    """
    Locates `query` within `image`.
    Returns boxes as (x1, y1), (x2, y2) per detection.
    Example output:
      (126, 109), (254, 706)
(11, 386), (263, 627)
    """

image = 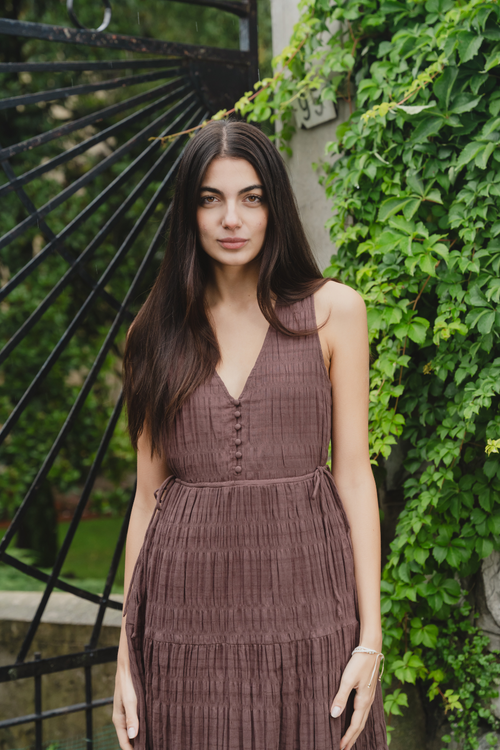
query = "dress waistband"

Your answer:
(153, 464), (334, 510)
